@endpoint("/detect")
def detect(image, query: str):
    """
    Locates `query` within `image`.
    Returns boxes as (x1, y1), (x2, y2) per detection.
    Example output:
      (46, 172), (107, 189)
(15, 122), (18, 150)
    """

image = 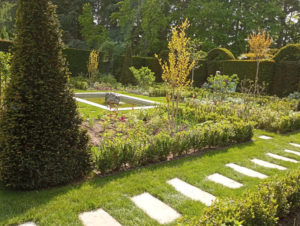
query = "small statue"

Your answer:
(105, 93), (120, 105)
